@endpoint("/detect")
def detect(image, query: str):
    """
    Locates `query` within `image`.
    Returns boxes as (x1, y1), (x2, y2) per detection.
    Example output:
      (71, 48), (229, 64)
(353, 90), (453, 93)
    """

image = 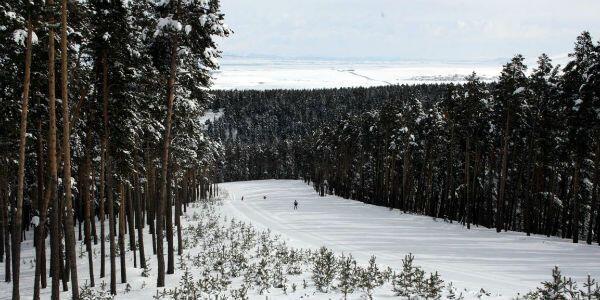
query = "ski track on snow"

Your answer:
(219, 179), (600, 298)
